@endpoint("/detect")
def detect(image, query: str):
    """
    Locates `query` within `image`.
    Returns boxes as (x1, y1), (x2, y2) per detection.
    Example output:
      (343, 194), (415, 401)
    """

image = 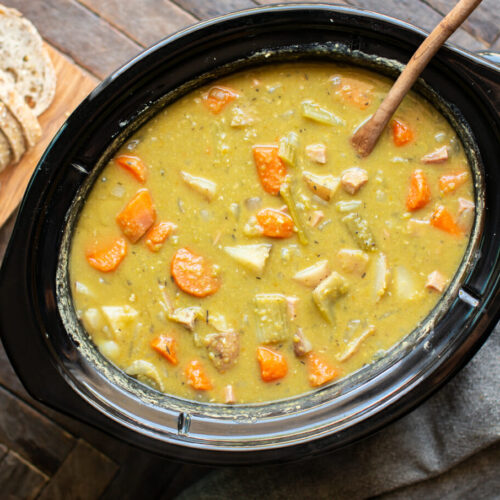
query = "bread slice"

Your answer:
(0, 6), (56, 116)
(0, 100), (25, 164)
(0, 129), (11, 172)
(0, 88), (41, 149)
